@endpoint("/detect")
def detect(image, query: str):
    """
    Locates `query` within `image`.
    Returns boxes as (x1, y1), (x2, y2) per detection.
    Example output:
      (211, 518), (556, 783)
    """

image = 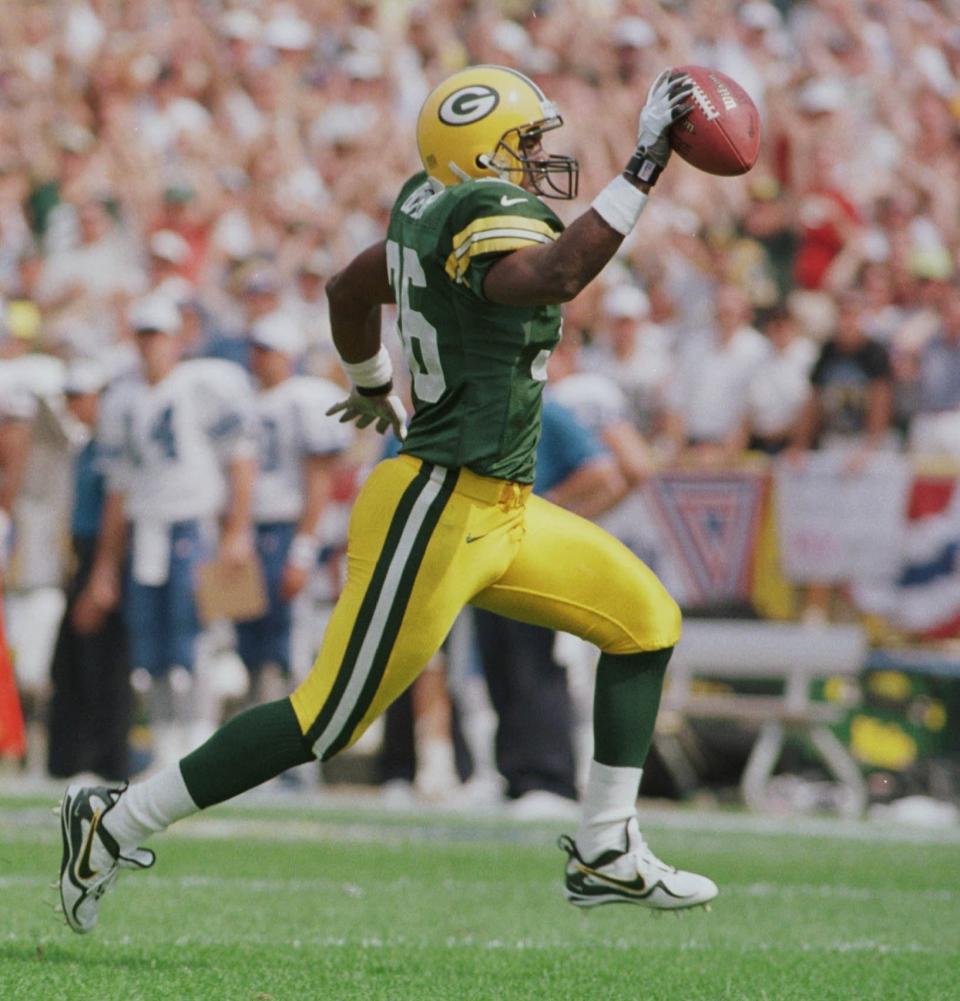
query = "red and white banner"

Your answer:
(774, 452), (912, 584)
